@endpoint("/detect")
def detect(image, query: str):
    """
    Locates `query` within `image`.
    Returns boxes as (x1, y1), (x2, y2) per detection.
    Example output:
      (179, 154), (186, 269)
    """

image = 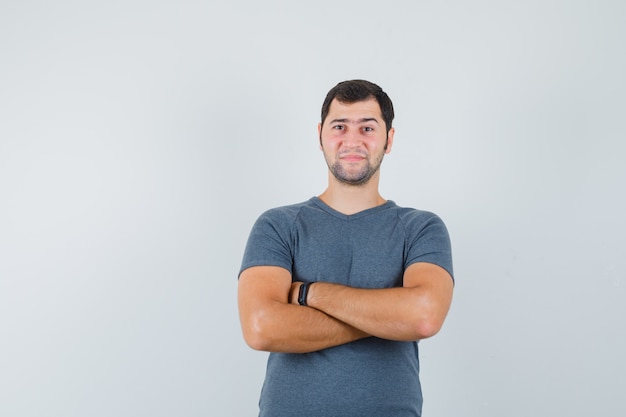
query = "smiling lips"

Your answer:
(339, 153), (367, 162)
